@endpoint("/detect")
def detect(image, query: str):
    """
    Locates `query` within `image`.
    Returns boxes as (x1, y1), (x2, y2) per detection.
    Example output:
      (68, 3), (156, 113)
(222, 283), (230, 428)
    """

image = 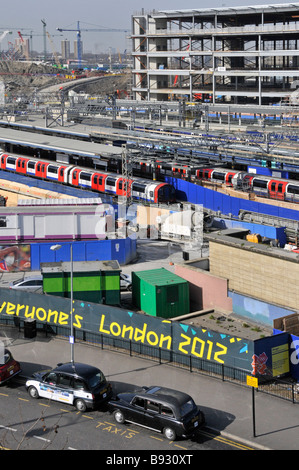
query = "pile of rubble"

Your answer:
(0, 61), (131, 99)
(0, 61), (63, 98)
